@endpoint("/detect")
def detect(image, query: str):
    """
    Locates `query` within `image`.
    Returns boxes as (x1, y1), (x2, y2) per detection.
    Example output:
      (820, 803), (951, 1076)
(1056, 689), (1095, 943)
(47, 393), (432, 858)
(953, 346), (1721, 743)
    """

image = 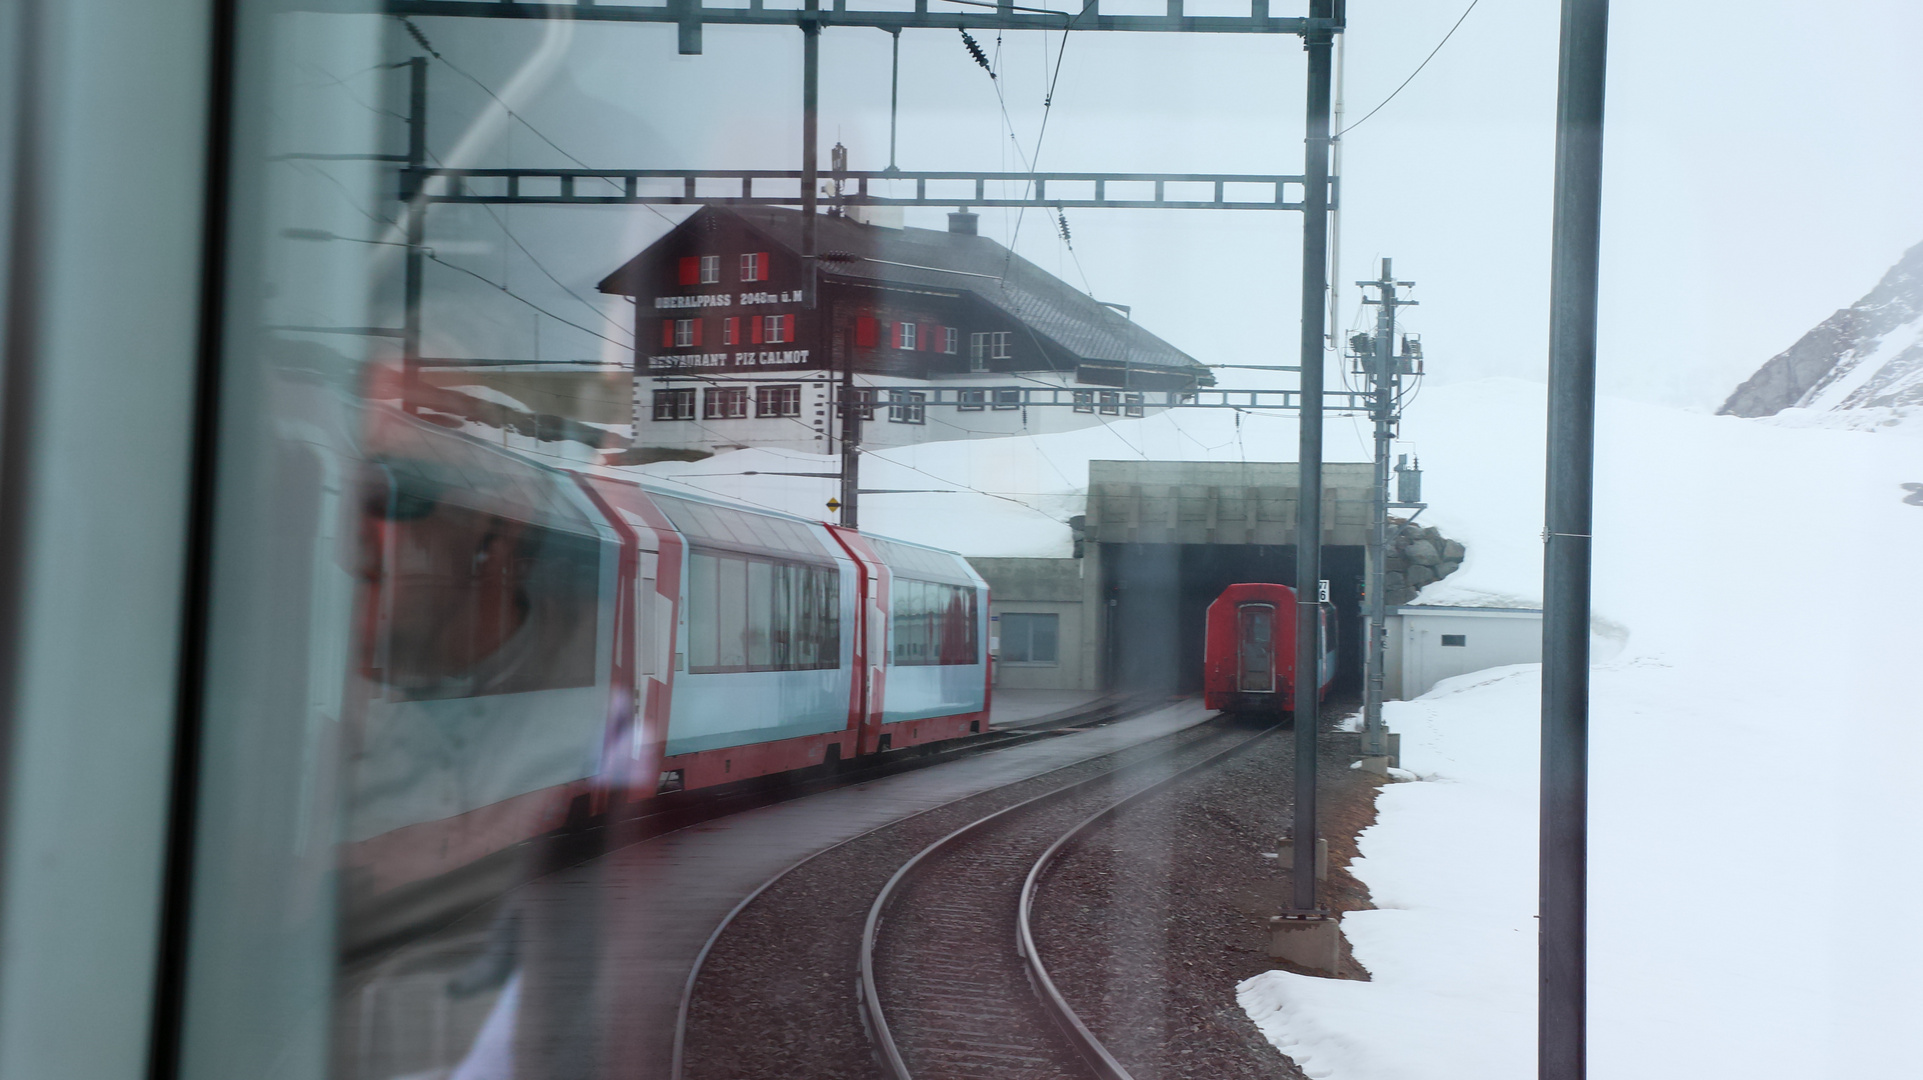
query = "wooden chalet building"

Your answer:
(596, 205), (1213, 455)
